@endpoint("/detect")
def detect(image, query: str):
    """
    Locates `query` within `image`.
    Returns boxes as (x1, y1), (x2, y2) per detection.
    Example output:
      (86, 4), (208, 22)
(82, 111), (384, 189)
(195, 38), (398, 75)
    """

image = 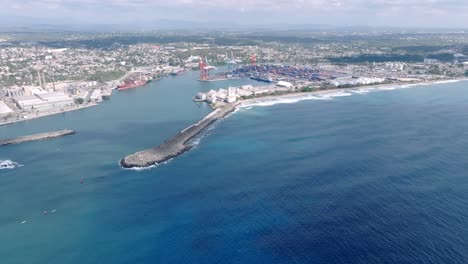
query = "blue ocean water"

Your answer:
(1, 75), (468, 263)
